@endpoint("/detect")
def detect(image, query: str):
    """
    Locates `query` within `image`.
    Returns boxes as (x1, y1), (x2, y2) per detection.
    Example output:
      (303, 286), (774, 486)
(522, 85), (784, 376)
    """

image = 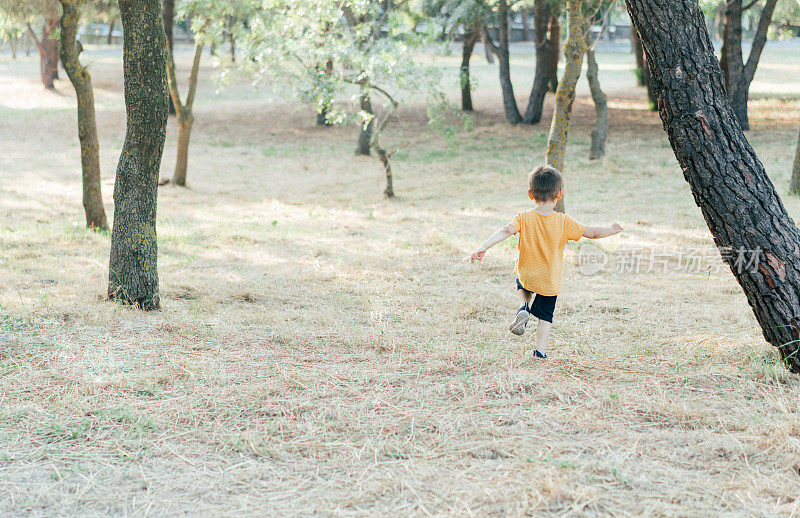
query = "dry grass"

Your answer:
(1, 42), (800, 516)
